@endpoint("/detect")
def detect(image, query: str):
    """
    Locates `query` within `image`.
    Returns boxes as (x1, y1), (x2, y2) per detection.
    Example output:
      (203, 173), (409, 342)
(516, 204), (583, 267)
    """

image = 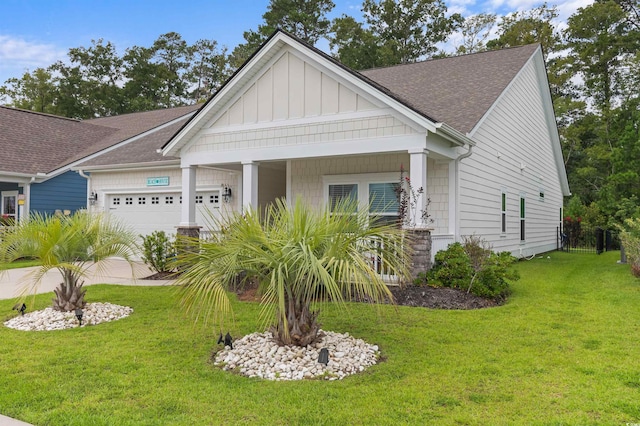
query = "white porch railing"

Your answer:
(364, 236), (402, 284)
(196, 231), (455, 283)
